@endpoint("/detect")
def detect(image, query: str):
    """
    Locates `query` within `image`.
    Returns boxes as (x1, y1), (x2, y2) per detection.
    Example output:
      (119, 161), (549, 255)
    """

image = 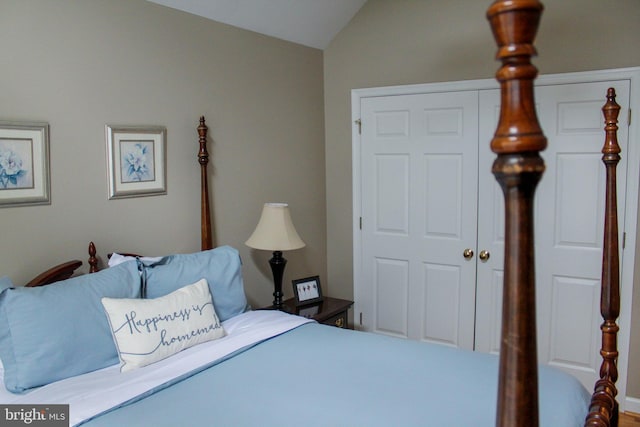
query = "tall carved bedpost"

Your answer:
(585, 88), (621, 427)
(486, 1), (545, 426)
(198, 116), (213, 251)
(88, 241), (98, 273)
